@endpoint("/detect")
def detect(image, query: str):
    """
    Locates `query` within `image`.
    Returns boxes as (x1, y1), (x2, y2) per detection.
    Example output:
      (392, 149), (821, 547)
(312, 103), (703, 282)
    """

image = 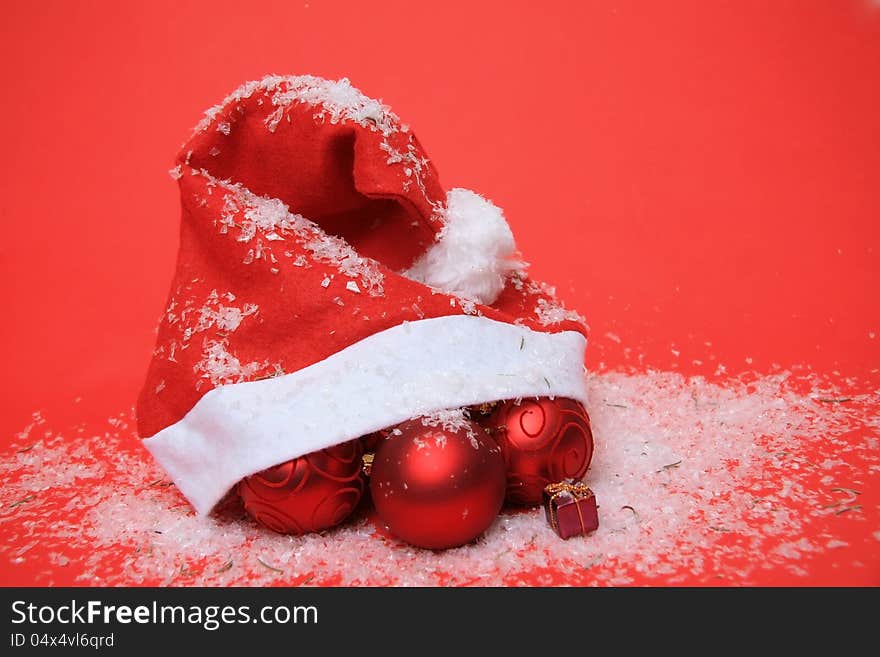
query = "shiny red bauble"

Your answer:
(370, 417), (506, 549)
(484, 397), (594, 505)
(238, 439), (365, 534)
